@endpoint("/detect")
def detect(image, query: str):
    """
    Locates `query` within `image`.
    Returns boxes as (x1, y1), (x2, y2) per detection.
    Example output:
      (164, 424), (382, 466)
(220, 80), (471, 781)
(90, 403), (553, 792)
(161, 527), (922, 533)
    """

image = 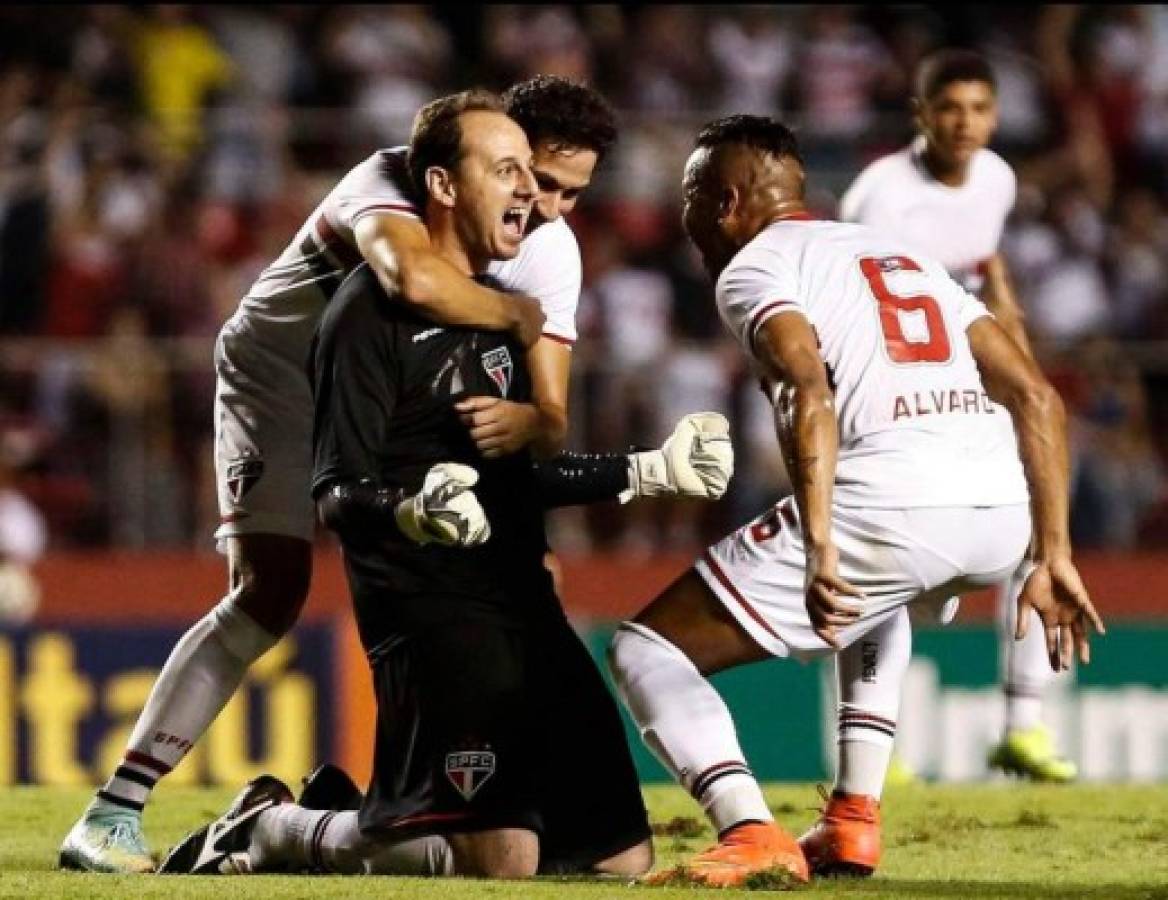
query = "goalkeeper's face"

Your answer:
(450, 111), (538, 263)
